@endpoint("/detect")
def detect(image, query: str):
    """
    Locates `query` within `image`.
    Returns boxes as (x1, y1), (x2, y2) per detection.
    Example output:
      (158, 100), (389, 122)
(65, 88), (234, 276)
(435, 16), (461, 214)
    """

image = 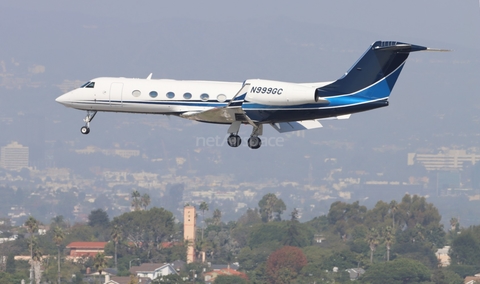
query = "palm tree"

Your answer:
(93, 252), (107, 284)
(52, 226), (65, 284)
(31, 242), (43, 284)
(110, 224), (122, 269)
(199, 202), (209, 240)
(25, 216), (39, 284)
(131, 190), (141, 211)
(383, 226), (394, 261)
(390, 200), (398, 230)
(212, 209), (222, 226)
(366, 228), (380, 263)
(141, 193), (151, 210)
